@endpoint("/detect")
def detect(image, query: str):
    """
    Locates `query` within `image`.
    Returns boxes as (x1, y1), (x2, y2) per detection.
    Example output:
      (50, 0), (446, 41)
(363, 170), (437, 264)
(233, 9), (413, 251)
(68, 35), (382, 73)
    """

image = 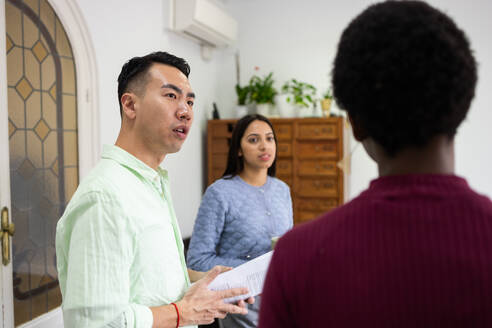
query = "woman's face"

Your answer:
(239, 120), (276, 172)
